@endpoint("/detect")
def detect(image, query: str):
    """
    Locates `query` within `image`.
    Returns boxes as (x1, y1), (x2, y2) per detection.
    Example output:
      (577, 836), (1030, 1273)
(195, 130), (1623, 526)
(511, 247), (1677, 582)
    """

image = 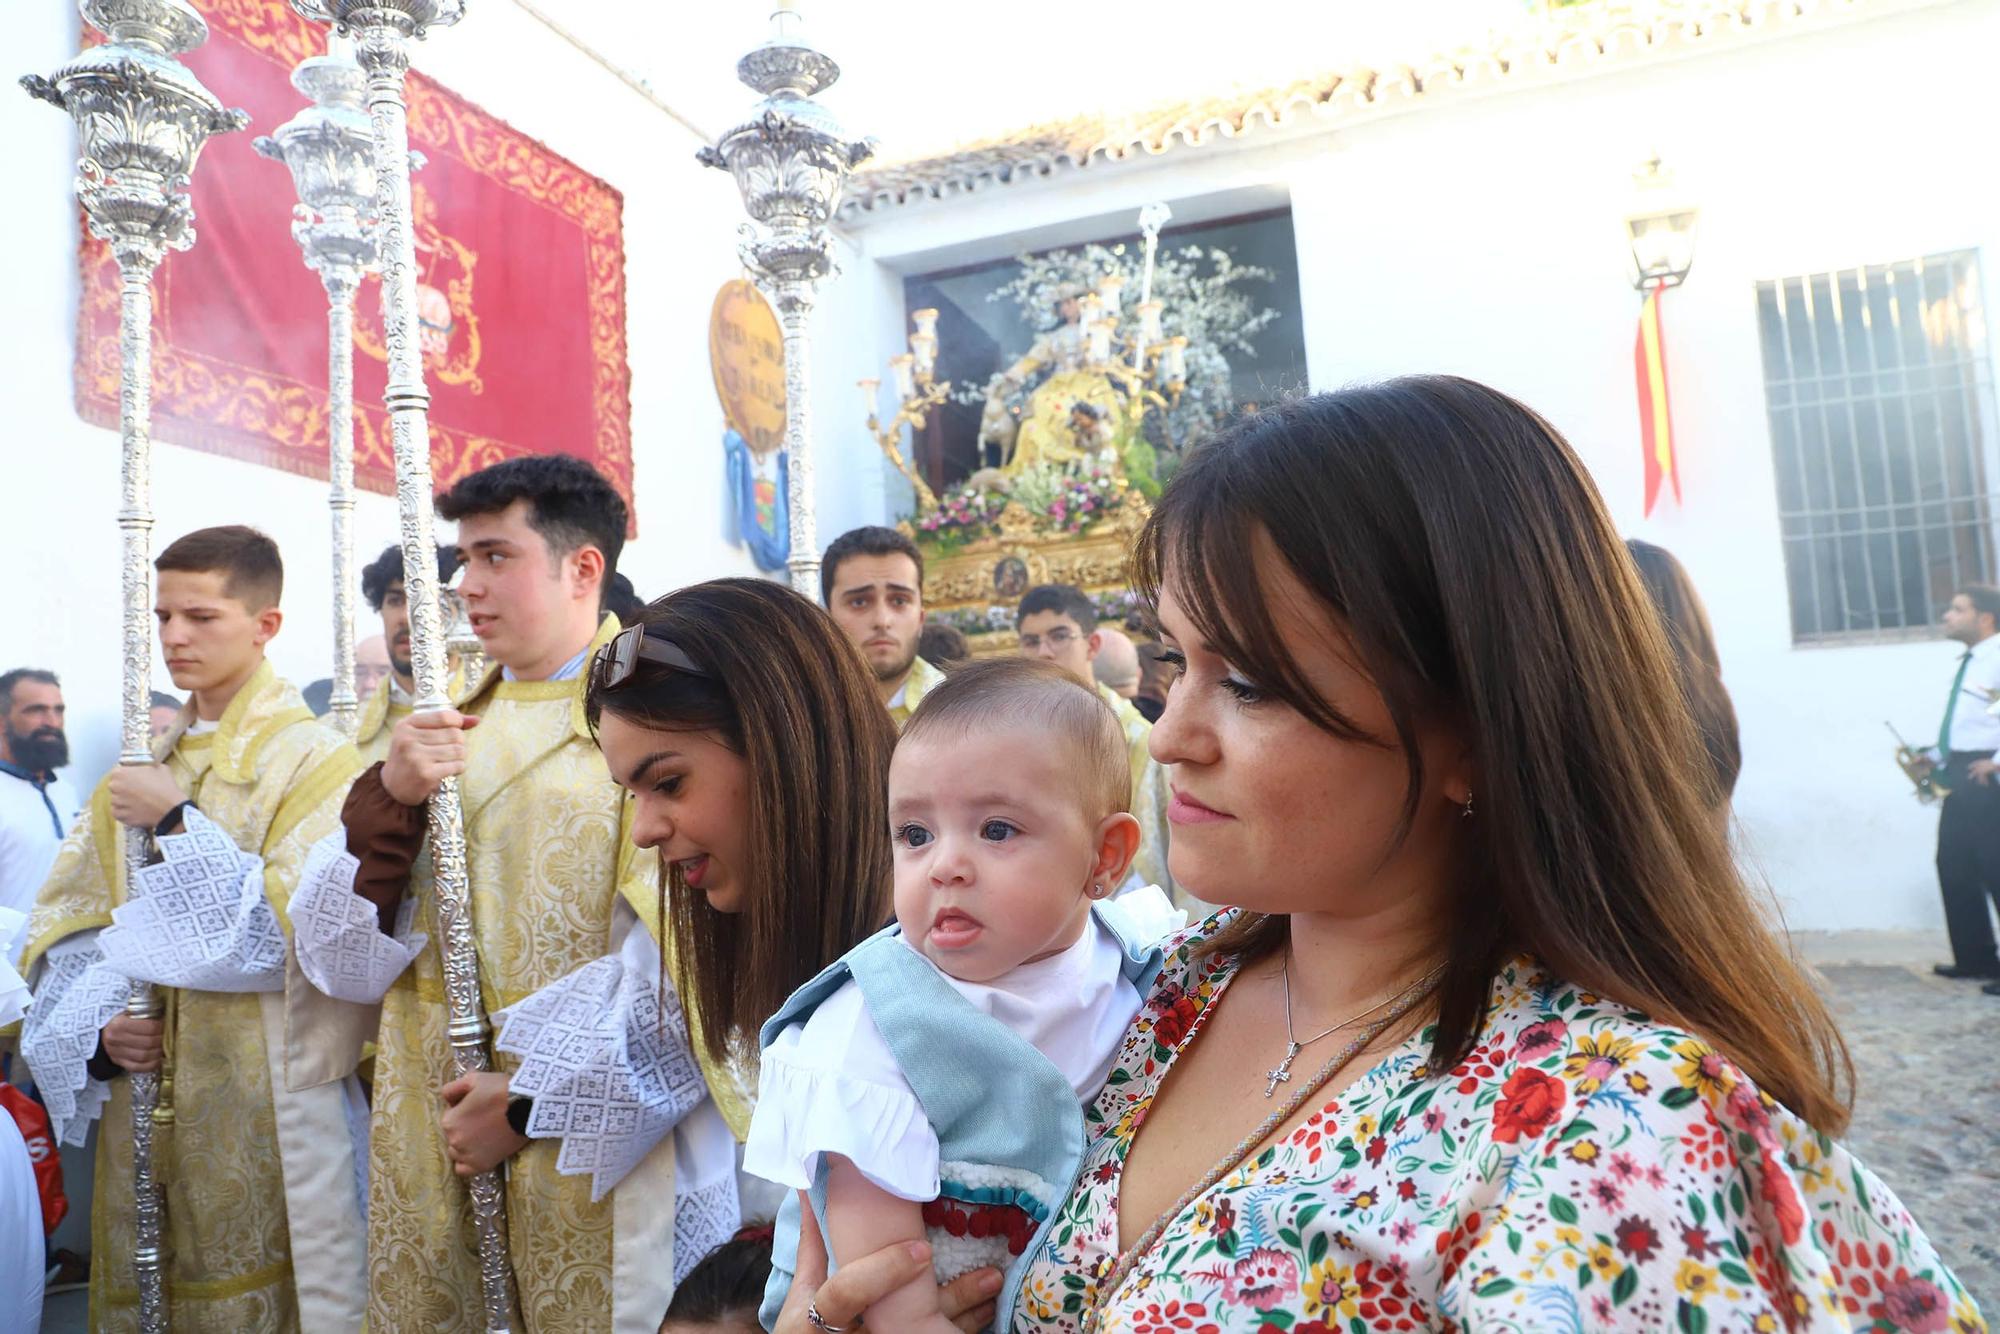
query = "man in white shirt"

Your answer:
(0, 669), (79, 963)
(1923, 584), (2000, 990)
